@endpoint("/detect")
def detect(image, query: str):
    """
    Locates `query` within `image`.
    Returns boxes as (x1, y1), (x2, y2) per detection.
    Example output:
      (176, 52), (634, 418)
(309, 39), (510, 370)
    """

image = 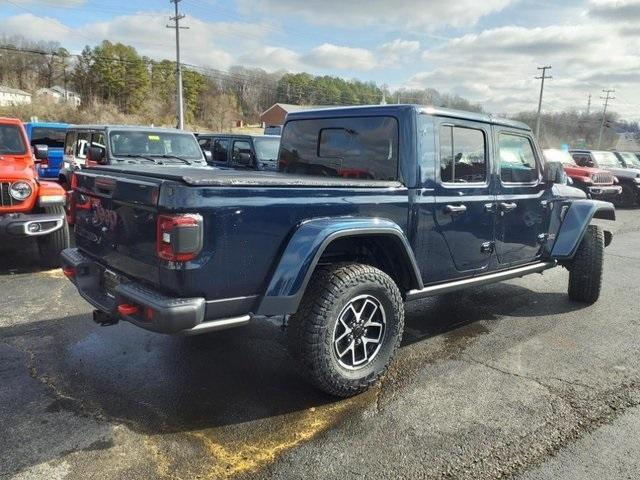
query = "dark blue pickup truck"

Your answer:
(61, 105), (615, 397)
